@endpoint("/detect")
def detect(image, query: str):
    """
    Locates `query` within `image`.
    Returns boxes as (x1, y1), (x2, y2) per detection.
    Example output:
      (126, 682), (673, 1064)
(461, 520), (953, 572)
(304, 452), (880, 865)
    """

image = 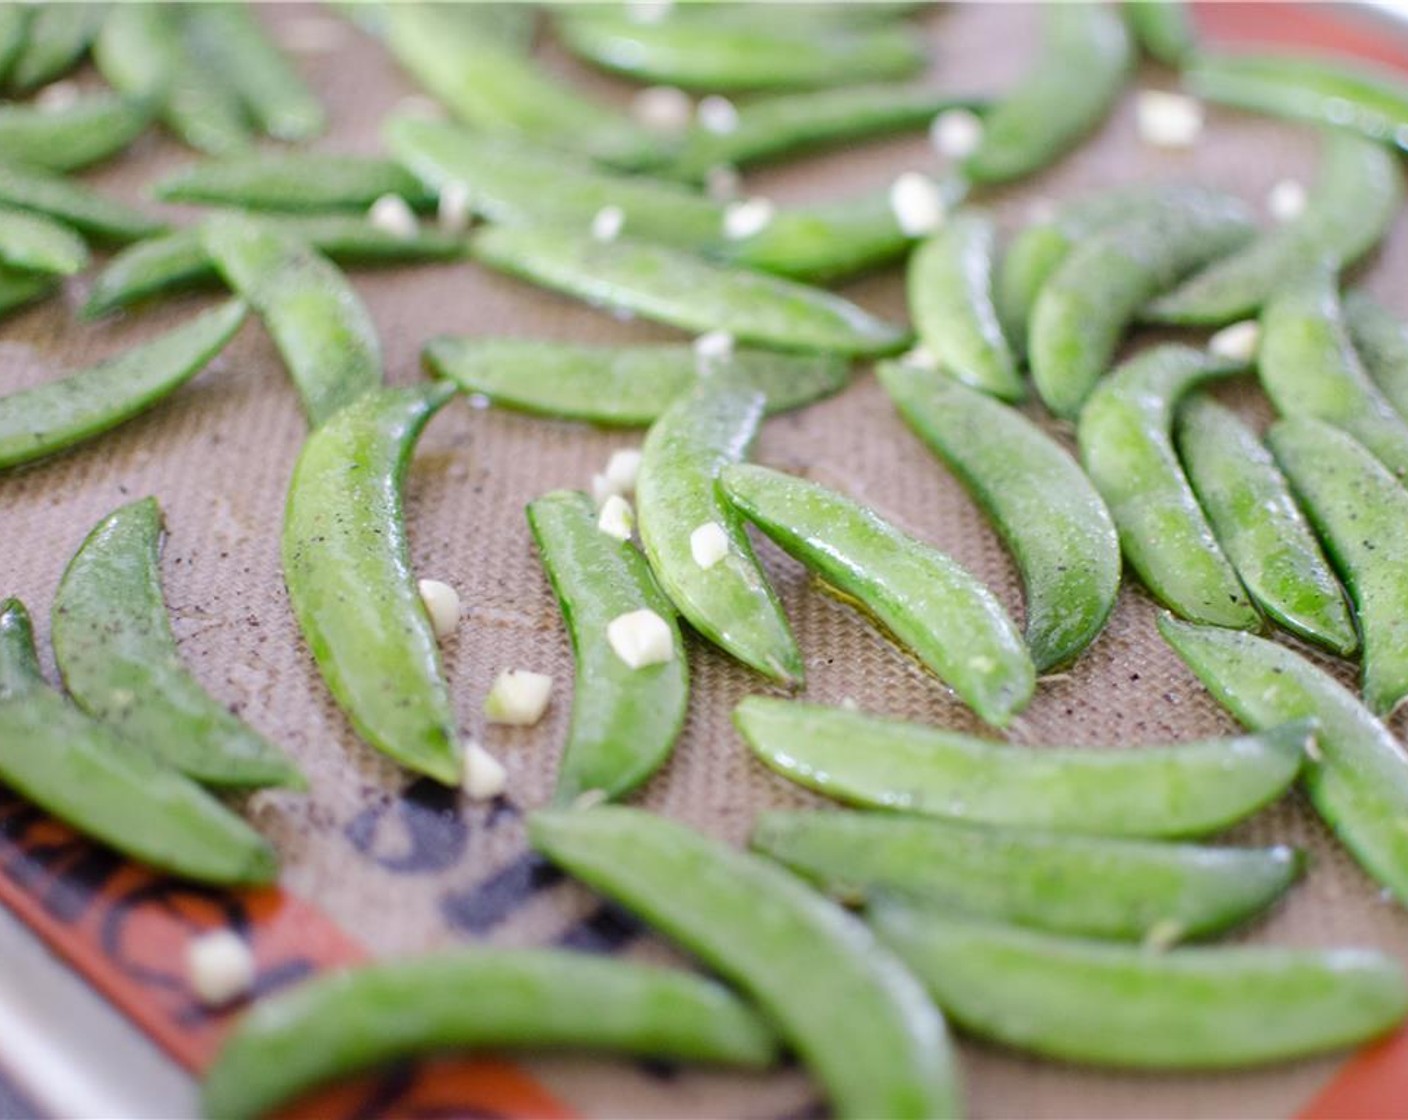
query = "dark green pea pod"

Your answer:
(735, 696), (1305, 839)
(879, 362), (1119, 672)
(155, 153), (435, 213)
(872, 904), (1408, 1070)
(0, 160), (165, 243)
(721, 464), (1035, 726)
(52, 498), (305, 791)
(0, 299), (247, 471)
(424, 337), (849, 427)
(1343, 291), (1408, 423)
(202, 215), (382, 429)
(6, 1), (105, 93)
(0, 5), (28, 87)
(752, 809), (1301, 942)
(962, 3), (1132, 184)
(0, 93), (152, 173)
(1177, 396), (1356, 657)
(1146, 132), (1403, 326)
(283, 383), (462, 786)
(530, 807), (962, 1120)
(1078, 345), (1258, 629)
(0, 205), (87, 276)
(0, 263), (56, 319)
(0, 599), (278, 885)
(1123, 0), (1197, 66)
(472, 226), (910, 357)
(528, 491), (689, 806)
